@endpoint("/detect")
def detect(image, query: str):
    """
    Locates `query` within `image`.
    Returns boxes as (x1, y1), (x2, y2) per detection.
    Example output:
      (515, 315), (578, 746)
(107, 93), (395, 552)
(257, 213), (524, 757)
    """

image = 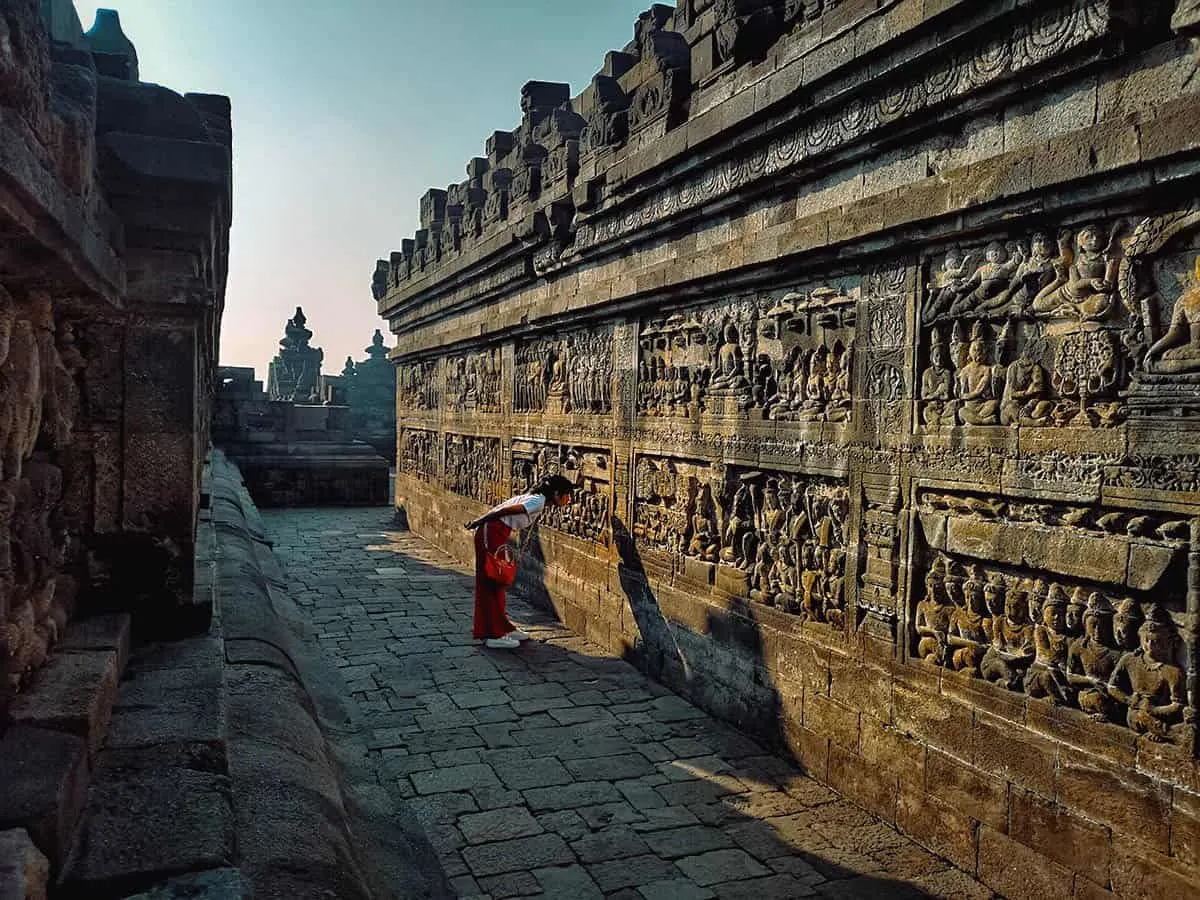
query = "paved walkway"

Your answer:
(264, 508), (992, 900)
